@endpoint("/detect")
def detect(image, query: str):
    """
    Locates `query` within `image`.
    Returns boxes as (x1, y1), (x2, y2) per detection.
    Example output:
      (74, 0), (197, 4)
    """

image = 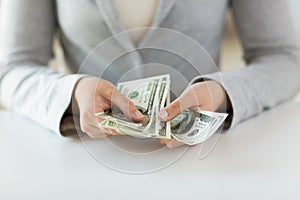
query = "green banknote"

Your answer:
(97, 74), (171, 139)
(96, 74), (228, 145)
